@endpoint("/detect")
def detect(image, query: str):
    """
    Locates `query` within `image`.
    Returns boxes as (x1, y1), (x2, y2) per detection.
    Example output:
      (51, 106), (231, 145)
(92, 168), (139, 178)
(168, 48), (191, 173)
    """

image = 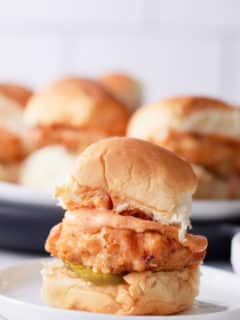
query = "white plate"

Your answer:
(0, 182), (55, 207)
(192, 200), (240, 220)
(0, 260), (240, 320)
